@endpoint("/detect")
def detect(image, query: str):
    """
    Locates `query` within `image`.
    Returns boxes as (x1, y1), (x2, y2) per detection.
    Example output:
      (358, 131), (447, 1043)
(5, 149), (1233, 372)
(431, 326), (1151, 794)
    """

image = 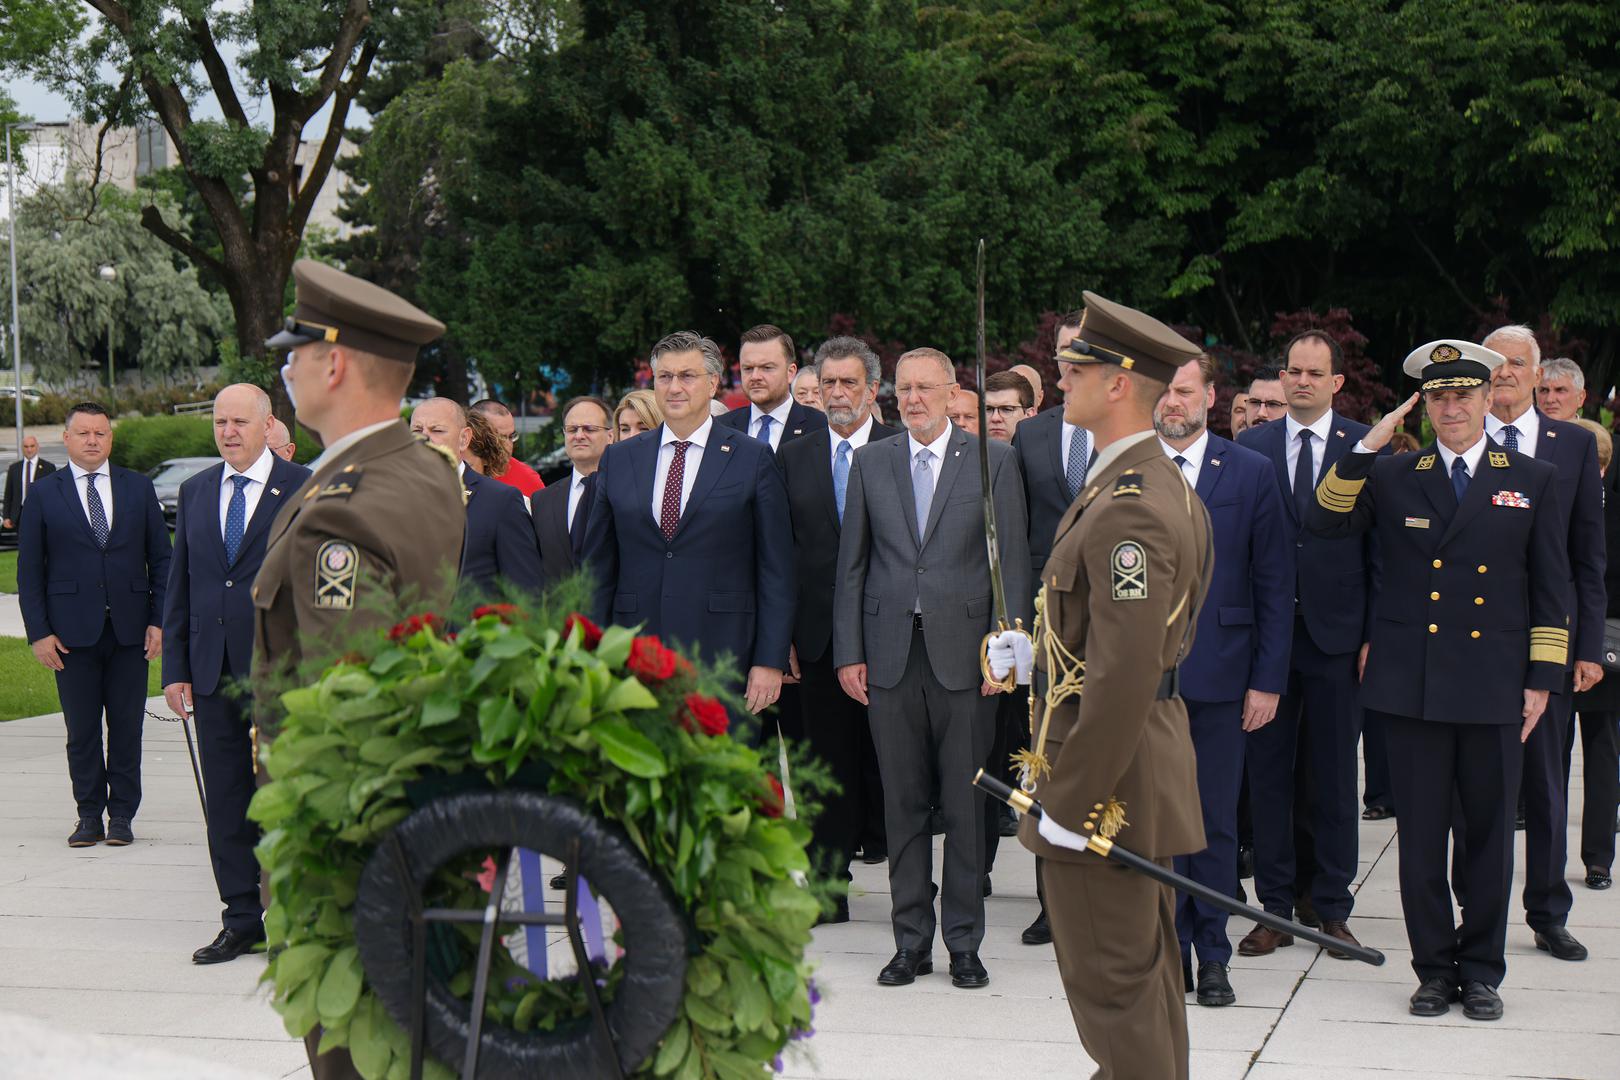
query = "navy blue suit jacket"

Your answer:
(1239, 413), (1377, 656)
(460, 467), (544, 595)
(18, 464), (171, 649)
(1525, 412), (1606, 666)
(161, 456), (310, 695)
(718, 400), (828, 457)
(583, 422), (796, 673)
(1177, 435), (1295, 703)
